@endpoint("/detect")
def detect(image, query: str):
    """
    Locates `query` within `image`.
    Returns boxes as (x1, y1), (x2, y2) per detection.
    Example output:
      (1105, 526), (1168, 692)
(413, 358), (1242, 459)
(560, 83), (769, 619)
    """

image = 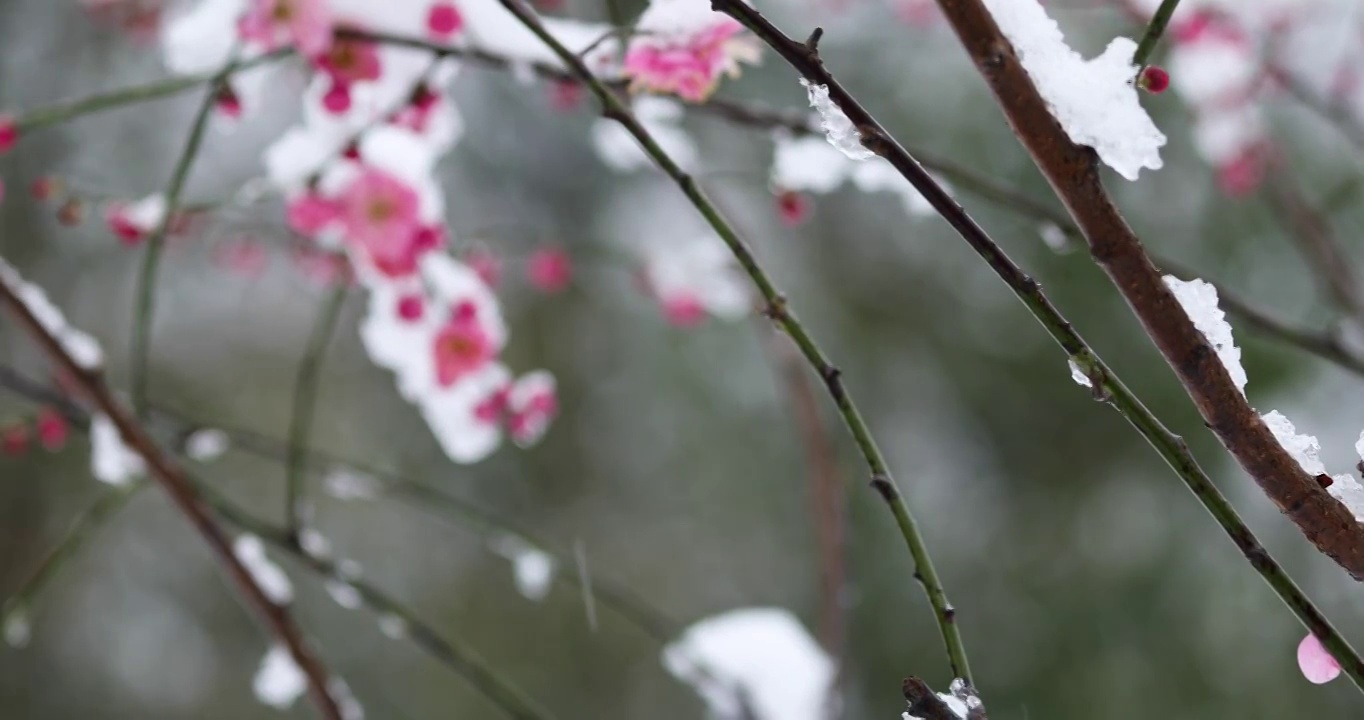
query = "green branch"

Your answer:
(129, 55), (244, 417)
(492, 0), (974, 683)
(285, 284), (348, 538)
(1133, 0), (1184, 68)
(14, 50), (289, 135)
(712, 0), (1364, 693)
